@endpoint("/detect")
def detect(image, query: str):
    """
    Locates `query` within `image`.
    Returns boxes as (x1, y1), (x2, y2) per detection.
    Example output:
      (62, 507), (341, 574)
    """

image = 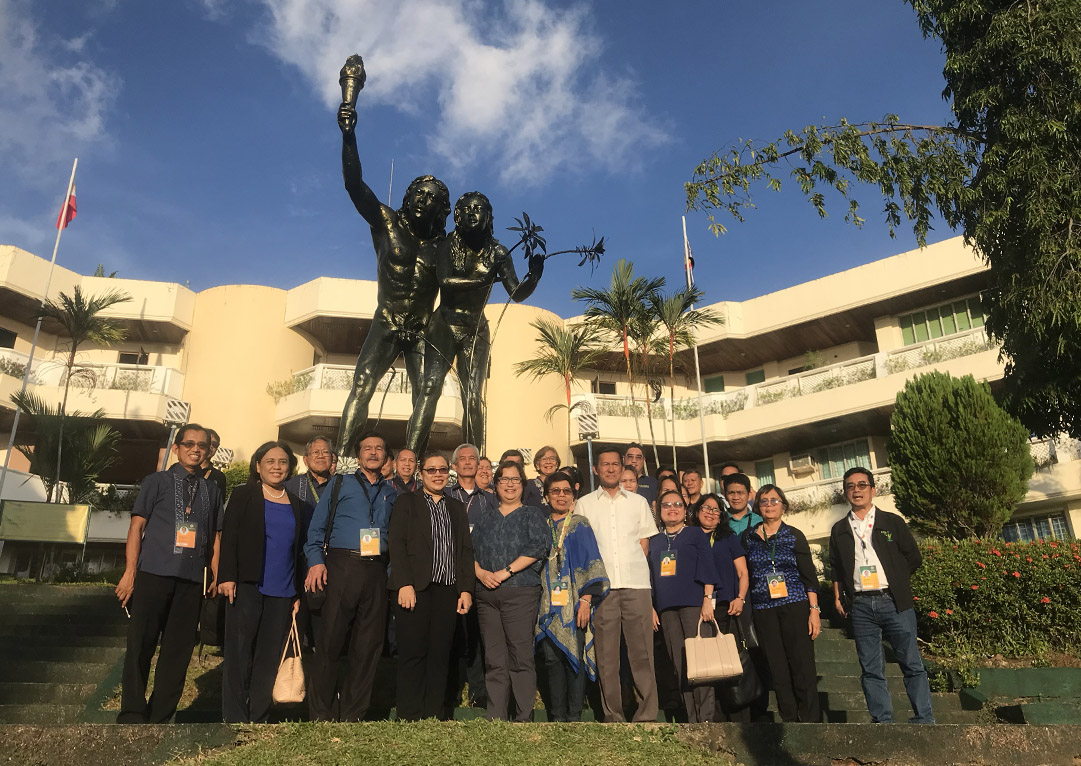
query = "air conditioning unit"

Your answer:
(789, 454), (815, 475)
